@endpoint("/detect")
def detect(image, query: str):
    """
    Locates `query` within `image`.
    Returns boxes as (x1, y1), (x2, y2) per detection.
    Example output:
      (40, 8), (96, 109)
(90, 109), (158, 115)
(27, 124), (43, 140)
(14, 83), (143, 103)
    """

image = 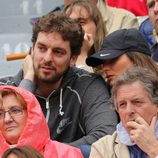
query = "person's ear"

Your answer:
(70, 55), (78, 67)
(30, 44), (36, 58)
